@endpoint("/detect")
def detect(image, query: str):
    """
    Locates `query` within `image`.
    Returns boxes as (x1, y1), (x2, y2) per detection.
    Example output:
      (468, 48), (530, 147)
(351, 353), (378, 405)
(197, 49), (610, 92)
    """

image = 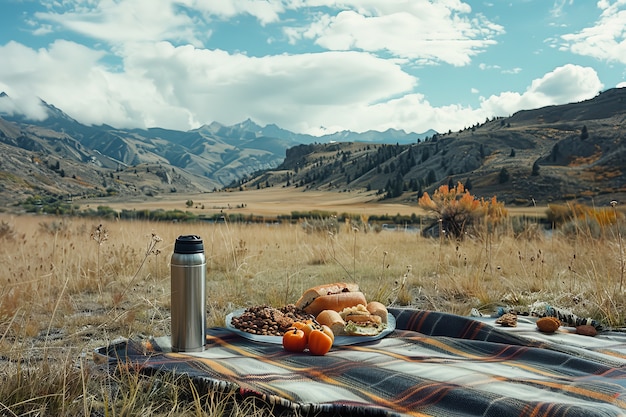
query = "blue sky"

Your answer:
(0, 0), (625, 136)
